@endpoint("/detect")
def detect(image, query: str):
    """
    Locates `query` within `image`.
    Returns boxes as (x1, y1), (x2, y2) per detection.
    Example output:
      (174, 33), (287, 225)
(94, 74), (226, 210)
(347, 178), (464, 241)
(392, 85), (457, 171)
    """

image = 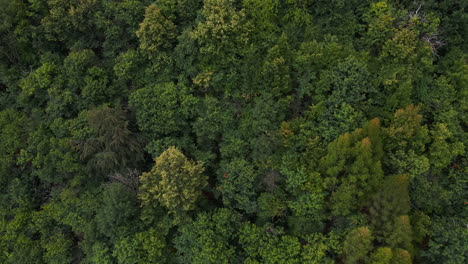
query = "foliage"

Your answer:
(343, 227), (374, 264)
(174, 208), (242, 264)
(0, 1), (465, 263)
(217, 158), (258, 213)
(136, 4), (177, 56)
(139, 146), (207, 216)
